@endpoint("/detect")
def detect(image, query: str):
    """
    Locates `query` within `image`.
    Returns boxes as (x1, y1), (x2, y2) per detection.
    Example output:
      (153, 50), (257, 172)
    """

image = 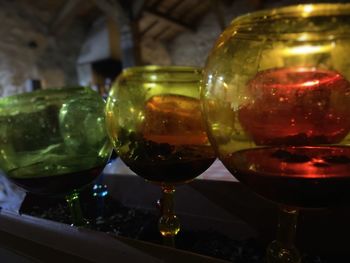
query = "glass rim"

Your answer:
(232, 3), (350, 26)
(0, 86), (94, 105)
(122, 65), (202, 75)
(119, 65), (203, 83)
